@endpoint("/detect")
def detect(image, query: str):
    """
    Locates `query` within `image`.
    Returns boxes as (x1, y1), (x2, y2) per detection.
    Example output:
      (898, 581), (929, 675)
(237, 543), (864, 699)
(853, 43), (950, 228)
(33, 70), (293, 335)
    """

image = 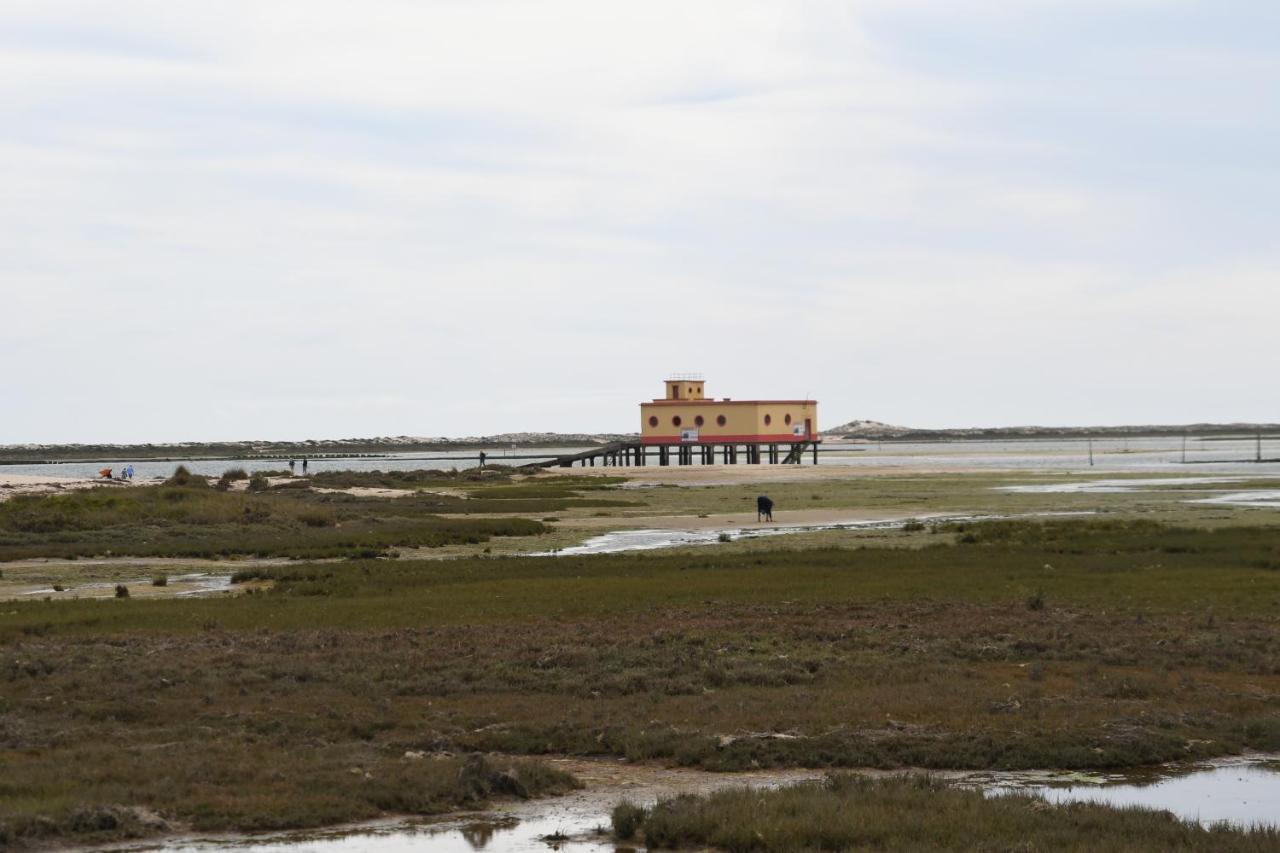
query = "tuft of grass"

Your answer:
(611, 801), (648, 839)
(151, 575), (168, 587)
(215, 469), (249, 490)
(113, 584), (129, 598)
(165, 466), (206, 488)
